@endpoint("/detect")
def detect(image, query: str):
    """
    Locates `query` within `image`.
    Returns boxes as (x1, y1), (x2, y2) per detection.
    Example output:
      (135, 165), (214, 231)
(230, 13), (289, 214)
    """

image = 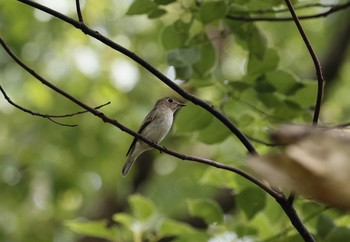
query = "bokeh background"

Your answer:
(1, 0), (350, 241)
